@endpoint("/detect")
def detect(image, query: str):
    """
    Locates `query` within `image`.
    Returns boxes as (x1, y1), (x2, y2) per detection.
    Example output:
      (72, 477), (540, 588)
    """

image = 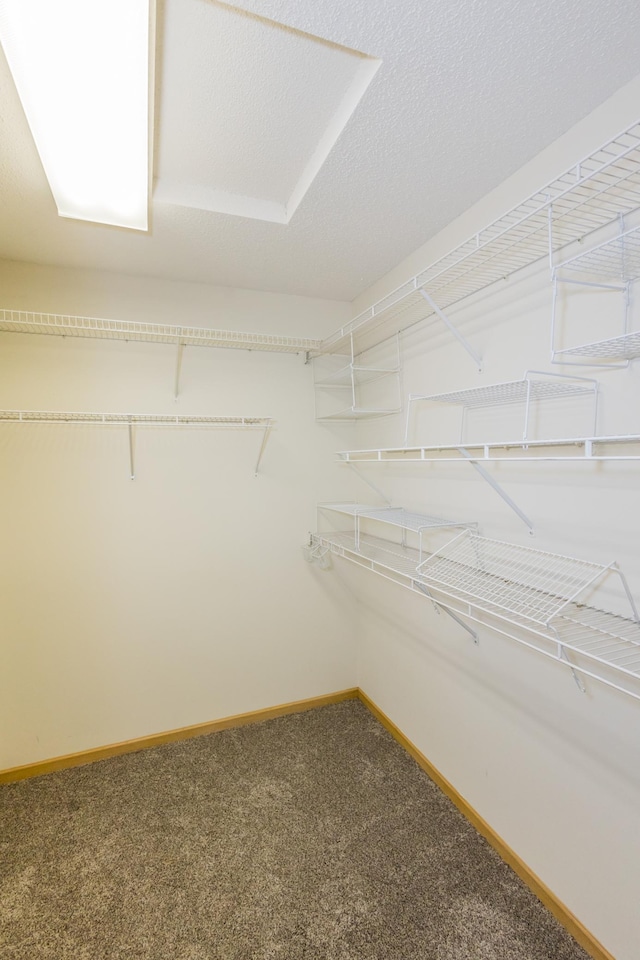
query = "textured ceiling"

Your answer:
(1, 0), (640, 301)
(154, 0), (380, 223)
